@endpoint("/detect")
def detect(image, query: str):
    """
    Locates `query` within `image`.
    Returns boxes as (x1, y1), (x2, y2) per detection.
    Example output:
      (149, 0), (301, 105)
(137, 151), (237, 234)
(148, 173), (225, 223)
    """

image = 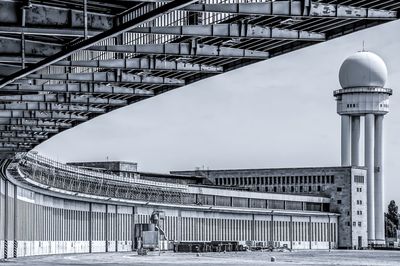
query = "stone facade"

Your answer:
(172, 166), (368, 249)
